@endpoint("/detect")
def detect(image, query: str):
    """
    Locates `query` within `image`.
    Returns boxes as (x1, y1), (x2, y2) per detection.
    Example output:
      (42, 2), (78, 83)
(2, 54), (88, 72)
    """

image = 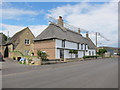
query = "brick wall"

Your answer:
(34, 39), (56, 59)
